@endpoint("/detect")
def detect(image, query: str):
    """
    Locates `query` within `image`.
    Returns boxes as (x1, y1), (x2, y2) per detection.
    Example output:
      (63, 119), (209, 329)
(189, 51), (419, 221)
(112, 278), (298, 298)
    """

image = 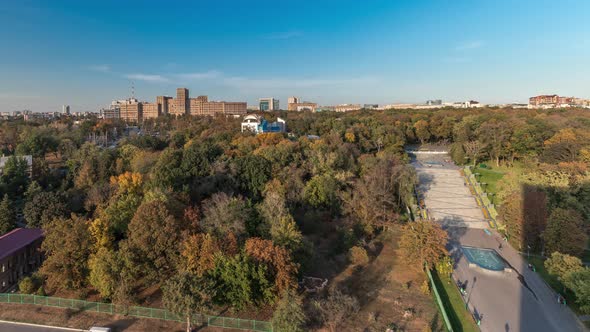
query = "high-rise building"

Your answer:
(259, 98), (279, 111)
(156, 96), (173, 115)
(119, 101), (142, 122)
(62, 105), (70, 115)
(174, 88), (189, 116)
(288, 96), (299, 104)
(190, 96), (246, 116)
(142, 102), (161, 119)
